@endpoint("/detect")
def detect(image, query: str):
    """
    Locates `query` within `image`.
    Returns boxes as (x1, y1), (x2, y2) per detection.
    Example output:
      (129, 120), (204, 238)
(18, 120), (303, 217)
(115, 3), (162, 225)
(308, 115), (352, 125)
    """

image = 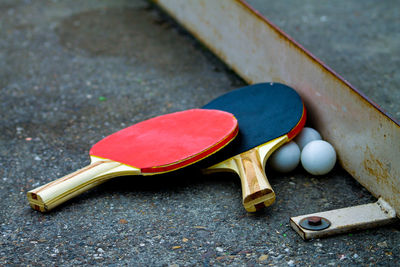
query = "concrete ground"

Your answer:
(1, 0), (399, 266)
